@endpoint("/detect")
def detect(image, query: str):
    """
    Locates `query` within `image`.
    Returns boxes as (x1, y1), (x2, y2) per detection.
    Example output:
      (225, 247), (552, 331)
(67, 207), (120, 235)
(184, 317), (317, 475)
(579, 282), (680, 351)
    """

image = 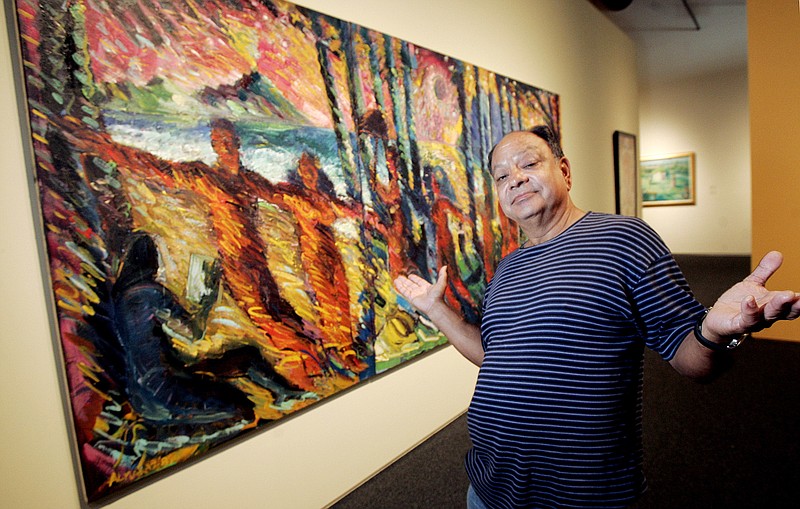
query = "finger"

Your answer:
(394, 274), (424, 293)
(763, 291), (800, 321)
(738, 295), (761, 329)
(393, 276), (411, 295)
(788, 299), (800, 320)
(744, 251), (783, 286)
(407, 274), (430, 286)
(394, 274), (415, 287)
(432, 266), (449, 292)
